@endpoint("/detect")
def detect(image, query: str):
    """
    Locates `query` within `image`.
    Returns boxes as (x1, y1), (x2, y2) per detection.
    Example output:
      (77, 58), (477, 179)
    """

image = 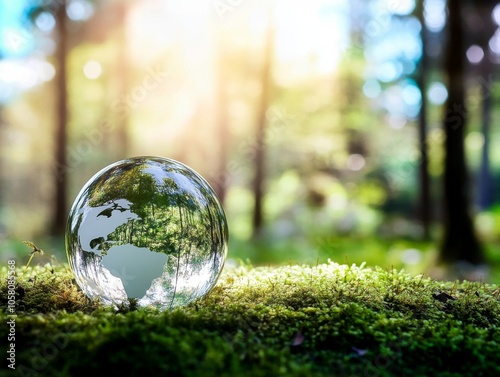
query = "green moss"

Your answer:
(1, 261), (499, 377)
